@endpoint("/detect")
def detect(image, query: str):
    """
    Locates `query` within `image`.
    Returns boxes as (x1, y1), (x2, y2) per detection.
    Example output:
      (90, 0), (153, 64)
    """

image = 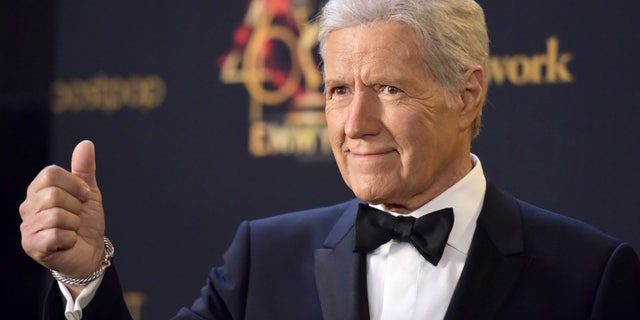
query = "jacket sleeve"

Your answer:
(43, 261), (133, 320)
(42, 221), (252, 320)
(172, 221), (251, 320)
(590, 242), (640, 320)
